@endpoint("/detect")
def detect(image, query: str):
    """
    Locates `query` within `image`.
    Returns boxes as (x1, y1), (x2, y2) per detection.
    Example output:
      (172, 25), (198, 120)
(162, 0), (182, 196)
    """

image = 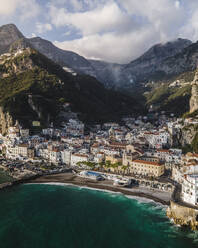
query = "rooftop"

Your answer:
(133, 159), (161, 166)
